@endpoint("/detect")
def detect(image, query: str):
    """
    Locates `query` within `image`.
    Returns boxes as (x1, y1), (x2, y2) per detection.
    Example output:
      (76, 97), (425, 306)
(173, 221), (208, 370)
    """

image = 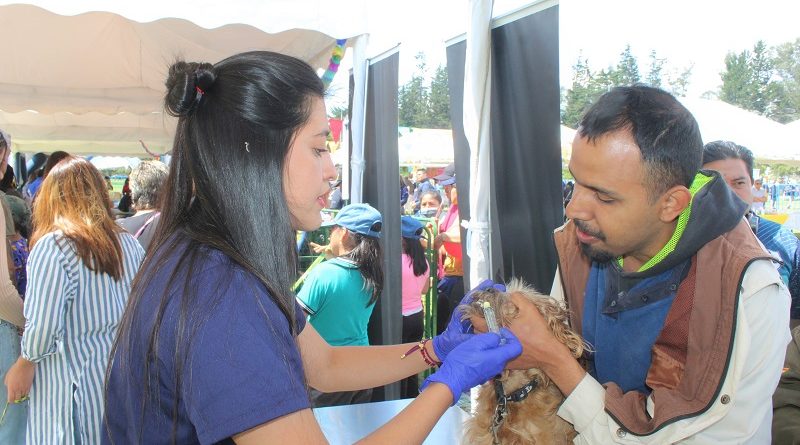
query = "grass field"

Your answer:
(110, 178), (126, 195)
